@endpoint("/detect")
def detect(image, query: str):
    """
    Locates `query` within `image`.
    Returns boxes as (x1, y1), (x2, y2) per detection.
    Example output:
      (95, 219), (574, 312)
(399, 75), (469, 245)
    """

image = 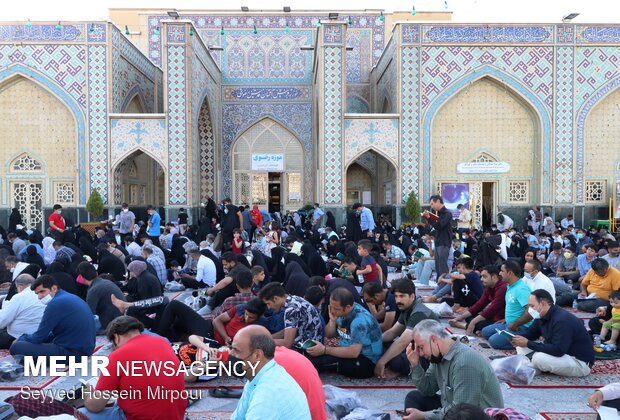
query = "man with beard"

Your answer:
(373, 279), (438, 378)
